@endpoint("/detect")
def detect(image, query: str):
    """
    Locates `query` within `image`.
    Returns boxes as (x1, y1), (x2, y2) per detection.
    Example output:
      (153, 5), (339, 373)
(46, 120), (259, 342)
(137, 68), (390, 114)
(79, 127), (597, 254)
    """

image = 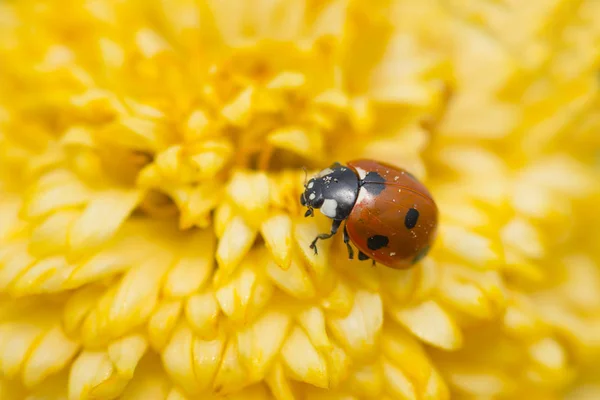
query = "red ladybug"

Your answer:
(300, 159), (438, 269)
